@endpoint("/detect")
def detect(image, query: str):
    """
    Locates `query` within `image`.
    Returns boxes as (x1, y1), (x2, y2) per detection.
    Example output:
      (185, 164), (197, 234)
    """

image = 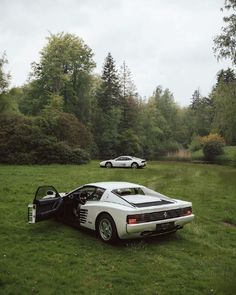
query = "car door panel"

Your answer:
(28, 186), (62, 222)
